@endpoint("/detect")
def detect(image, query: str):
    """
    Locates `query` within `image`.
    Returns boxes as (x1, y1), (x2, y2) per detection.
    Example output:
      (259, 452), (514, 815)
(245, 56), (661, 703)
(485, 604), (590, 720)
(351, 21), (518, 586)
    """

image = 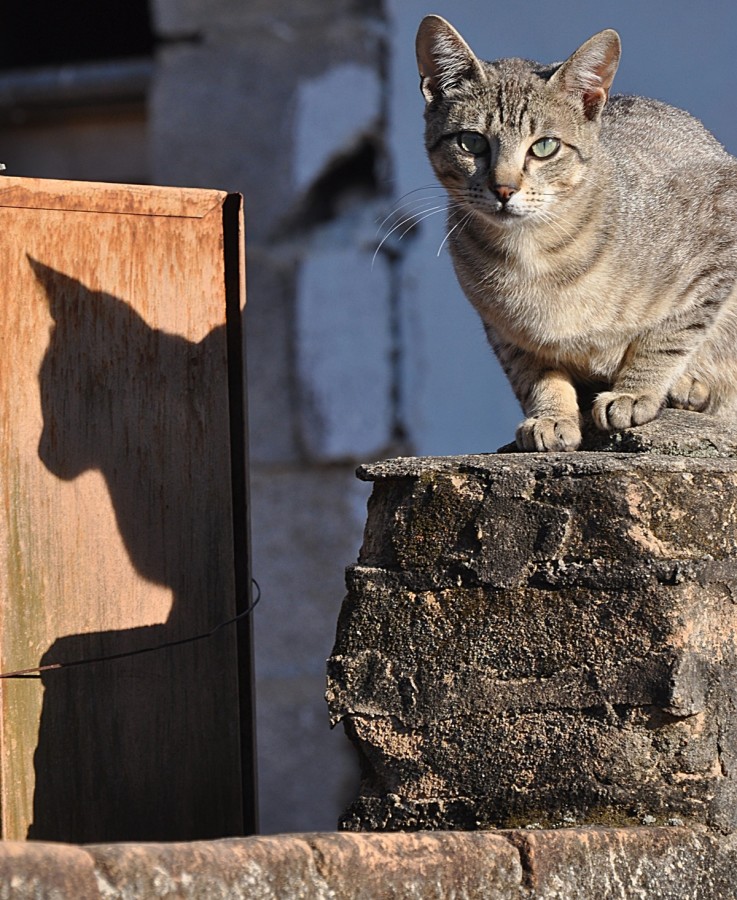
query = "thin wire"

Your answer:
(0, 579), (261, 680)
